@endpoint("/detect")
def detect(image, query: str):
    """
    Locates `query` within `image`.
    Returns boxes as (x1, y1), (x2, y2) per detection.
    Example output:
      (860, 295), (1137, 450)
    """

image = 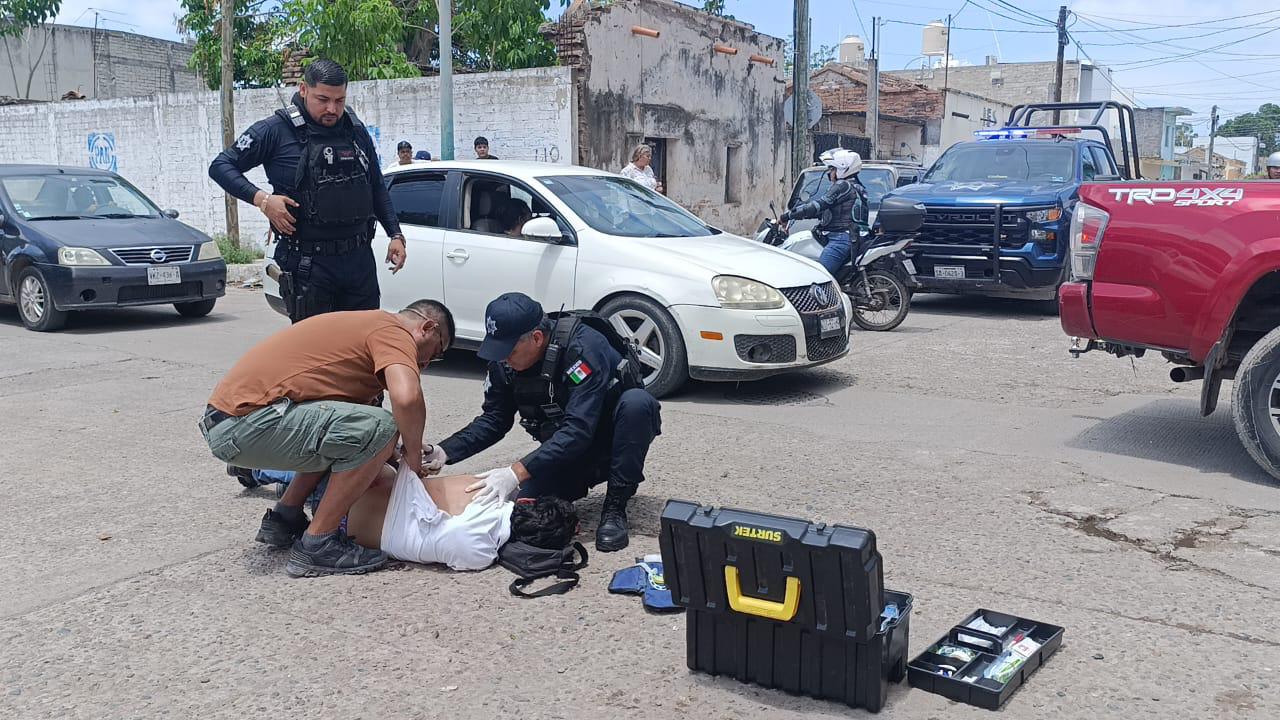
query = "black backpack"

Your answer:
(498, 497), (589, 598)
